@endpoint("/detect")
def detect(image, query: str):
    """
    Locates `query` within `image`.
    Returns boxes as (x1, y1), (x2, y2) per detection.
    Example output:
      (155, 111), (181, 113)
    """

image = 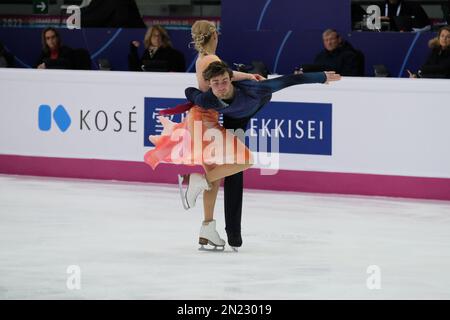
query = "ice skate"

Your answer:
(198, 220), (225, 251)
(178, 173), (211, 210)
(227, 232), (242, 253)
